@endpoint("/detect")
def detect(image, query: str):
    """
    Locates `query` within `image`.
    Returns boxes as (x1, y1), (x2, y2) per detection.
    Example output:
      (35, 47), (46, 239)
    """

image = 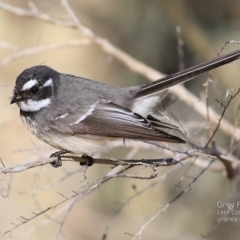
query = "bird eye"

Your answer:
(31, 86), (39, 95)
